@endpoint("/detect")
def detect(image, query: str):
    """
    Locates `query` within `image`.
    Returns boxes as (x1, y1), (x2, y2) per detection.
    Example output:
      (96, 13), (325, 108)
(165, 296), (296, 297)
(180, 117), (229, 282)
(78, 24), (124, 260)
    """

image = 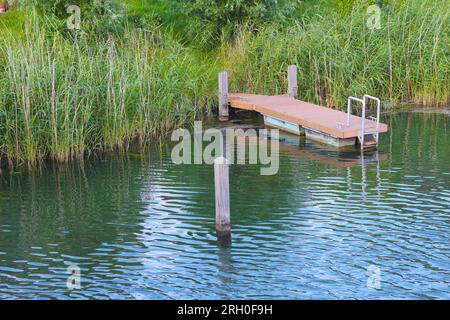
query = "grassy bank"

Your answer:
(0, 1), (448, 168)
